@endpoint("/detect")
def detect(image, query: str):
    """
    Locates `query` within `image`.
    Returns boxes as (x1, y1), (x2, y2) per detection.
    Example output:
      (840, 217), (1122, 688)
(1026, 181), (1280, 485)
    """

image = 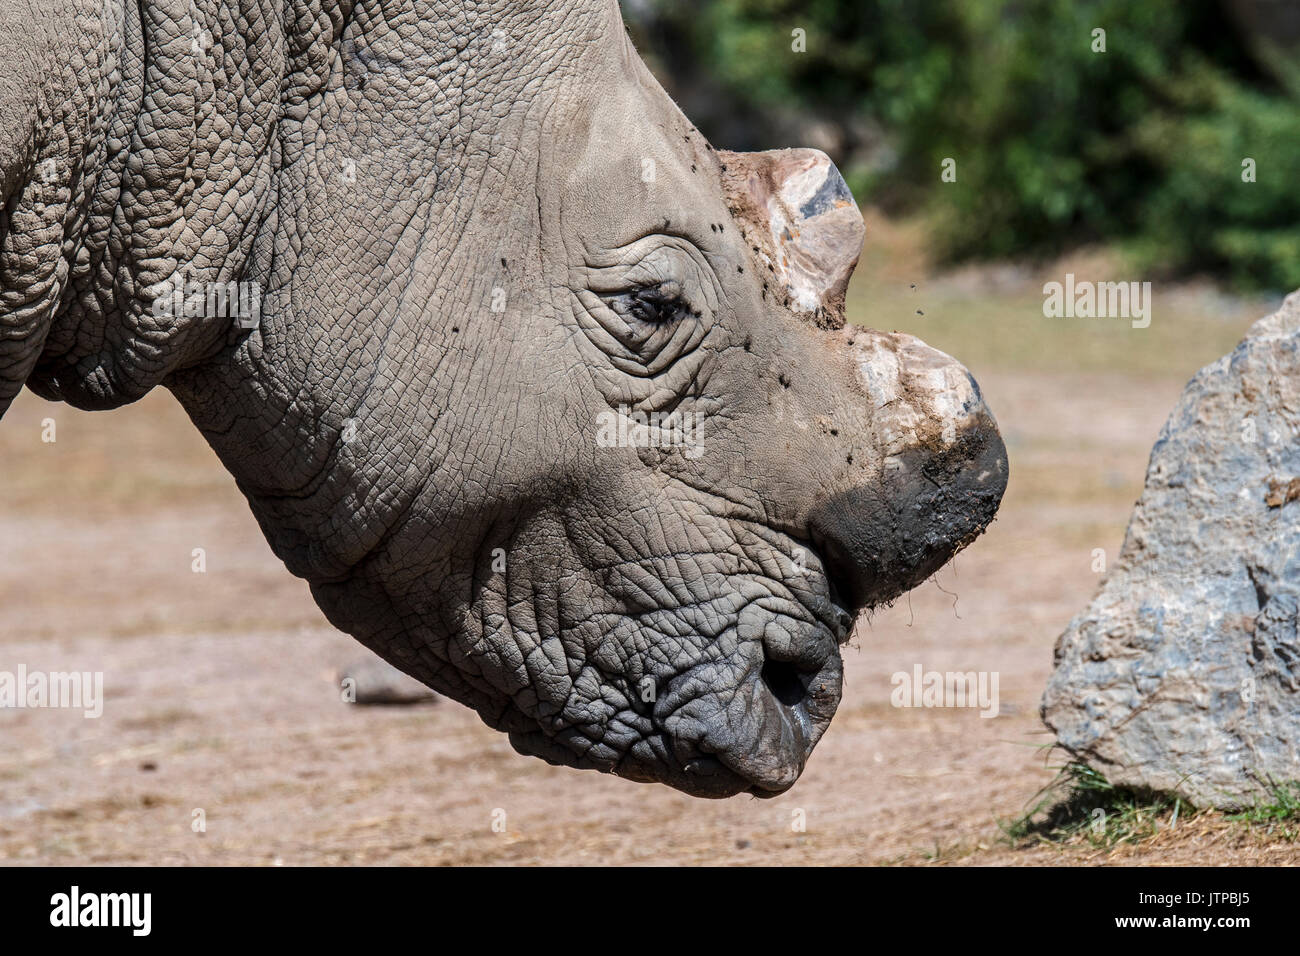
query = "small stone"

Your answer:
(341, 655), (439, 706)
